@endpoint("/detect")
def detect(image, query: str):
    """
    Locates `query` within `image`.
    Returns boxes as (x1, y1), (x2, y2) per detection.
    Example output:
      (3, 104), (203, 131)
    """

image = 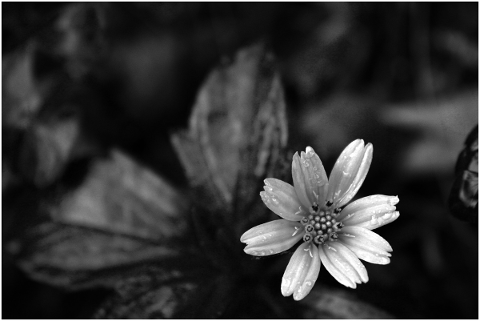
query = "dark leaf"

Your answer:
(449, 125), (478, 224)
(2, 46), (44, 130)
(18, 116), (82, 187)
(95, 279), (197, 318)
(171, 44), (288, 219)
(173, 274), (233, 318)
(5, 149), (197, 290)
(95, 270), (224, 318)
(56, 3), (108, 80)
(301, 287), (392, 319)
(6, 221), (189, 290)
(50, 149), (189, 240)
(381, 90), (478, 175)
